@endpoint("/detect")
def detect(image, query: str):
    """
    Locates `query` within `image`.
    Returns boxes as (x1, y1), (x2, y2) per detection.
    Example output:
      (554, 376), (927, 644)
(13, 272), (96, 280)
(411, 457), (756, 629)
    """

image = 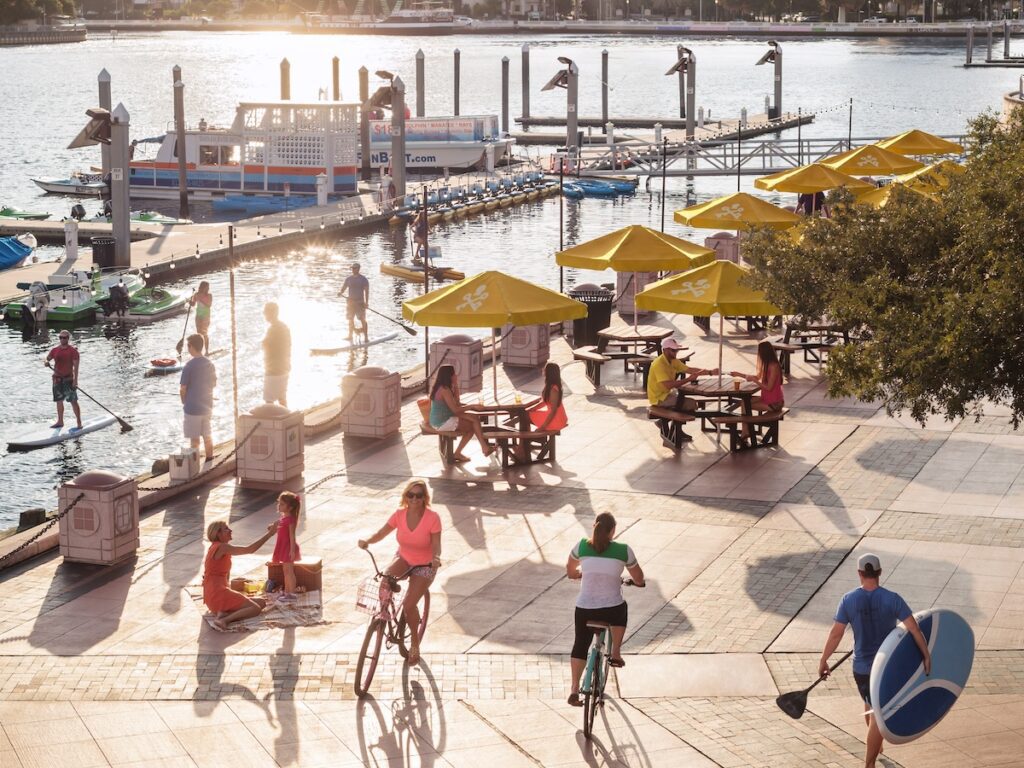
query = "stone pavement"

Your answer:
(1, 316), (1023, 767)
